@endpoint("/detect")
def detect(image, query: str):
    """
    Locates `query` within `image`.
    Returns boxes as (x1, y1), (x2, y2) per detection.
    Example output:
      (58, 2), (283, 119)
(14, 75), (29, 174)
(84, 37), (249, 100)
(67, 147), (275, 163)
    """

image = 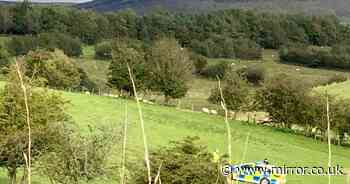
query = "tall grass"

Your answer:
(120, 103), (128, 184)
(127, 64), (152, 184)
(15, 60), (32, 184)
